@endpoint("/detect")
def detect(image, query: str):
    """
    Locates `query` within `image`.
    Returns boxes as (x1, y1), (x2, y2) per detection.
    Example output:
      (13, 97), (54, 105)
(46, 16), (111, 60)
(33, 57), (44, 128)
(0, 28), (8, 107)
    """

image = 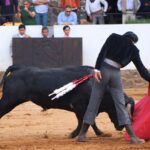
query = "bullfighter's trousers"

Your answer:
(83, 62), (131, 126)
